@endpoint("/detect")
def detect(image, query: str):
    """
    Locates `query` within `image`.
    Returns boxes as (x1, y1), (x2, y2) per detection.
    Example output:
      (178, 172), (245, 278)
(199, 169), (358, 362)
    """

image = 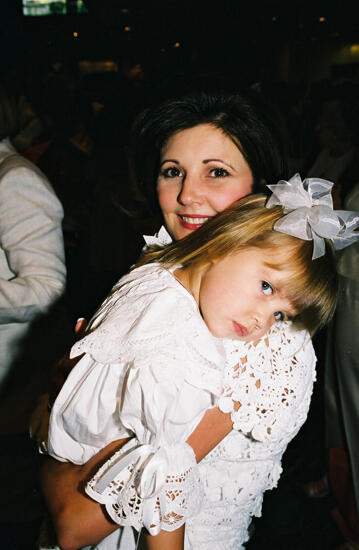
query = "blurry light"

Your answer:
(124, 26), (131, 32)
(174, 42), (180, 48)
(121, 8), (129, 13)
(160, 48), (166, 53)
(319, 17), (326, 22)
(73, 31), (78, 38)
(350, 44), (359, 54)
(272, 16), (277, 22)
